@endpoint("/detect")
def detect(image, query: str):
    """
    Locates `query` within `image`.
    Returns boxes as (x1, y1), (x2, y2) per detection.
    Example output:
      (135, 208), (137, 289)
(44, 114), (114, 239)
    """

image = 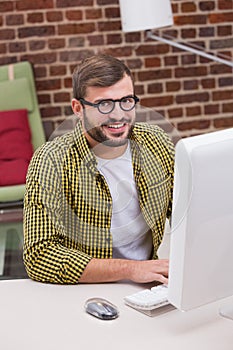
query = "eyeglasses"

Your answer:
(79, 95), (139, 114)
